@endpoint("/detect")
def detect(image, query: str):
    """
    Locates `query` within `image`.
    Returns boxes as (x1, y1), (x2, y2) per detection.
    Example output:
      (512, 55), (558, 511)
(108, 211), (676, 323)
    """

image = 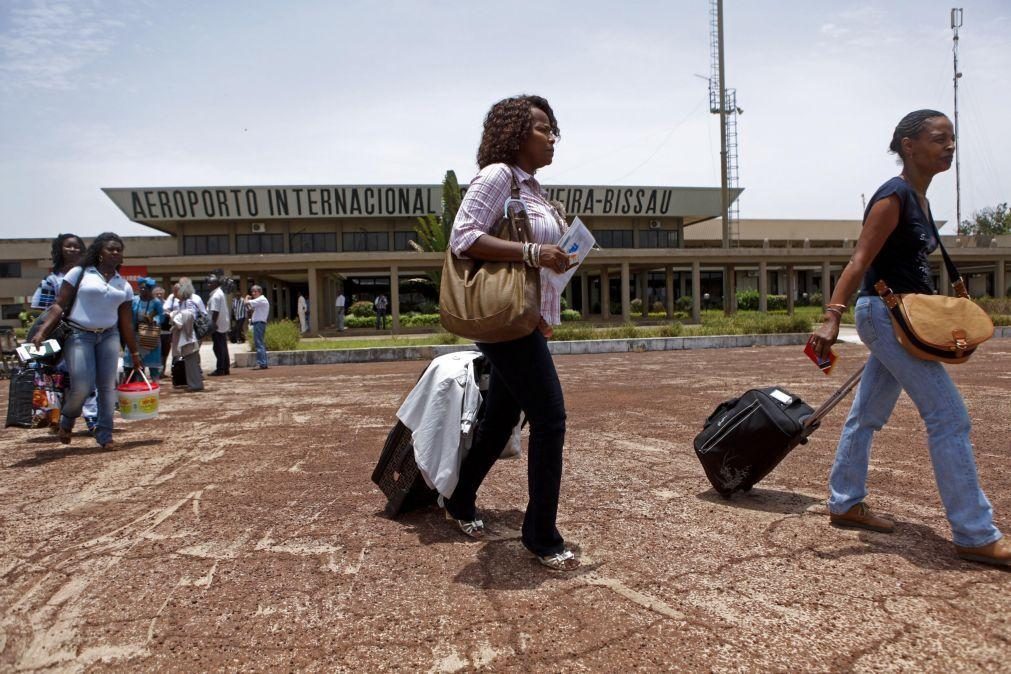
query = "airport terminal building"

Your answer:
(1, 181), (1008, 331)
